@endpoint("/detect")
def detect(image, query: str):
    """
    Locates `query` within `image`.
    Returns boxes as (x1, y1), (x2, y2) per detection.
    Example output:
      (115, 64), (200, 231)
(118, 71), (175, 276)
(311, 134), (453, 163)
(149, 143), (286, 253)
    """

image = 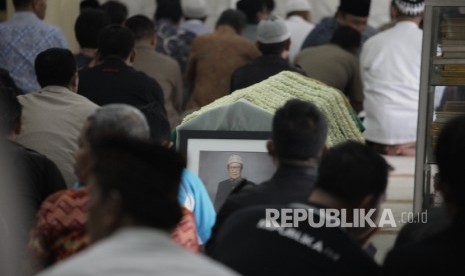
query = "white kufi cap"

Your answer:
(181, 0), (208, 19)
(257, 15), (291, 44)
